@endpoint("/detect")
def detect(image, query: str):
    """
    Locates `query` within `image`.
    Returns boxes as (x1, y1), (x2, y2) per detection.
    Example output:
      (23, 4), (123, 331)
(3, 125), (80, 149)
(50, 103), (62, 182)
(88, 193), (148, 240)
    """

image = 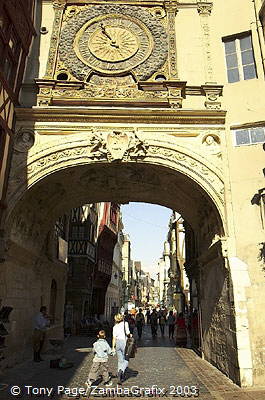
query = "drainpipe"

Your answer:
(252, 0), (265, 77)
